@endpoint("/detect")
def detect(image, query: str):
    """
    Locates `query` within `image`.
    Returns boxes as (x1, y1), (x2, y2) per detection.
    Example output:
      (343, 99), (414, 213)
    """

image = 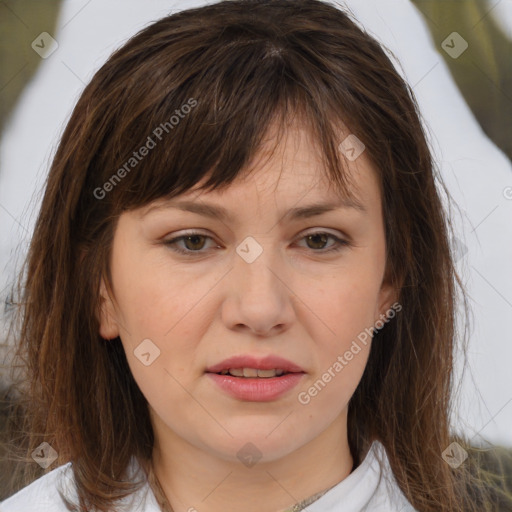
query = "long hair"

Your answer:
(3, 0), (508, 510)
